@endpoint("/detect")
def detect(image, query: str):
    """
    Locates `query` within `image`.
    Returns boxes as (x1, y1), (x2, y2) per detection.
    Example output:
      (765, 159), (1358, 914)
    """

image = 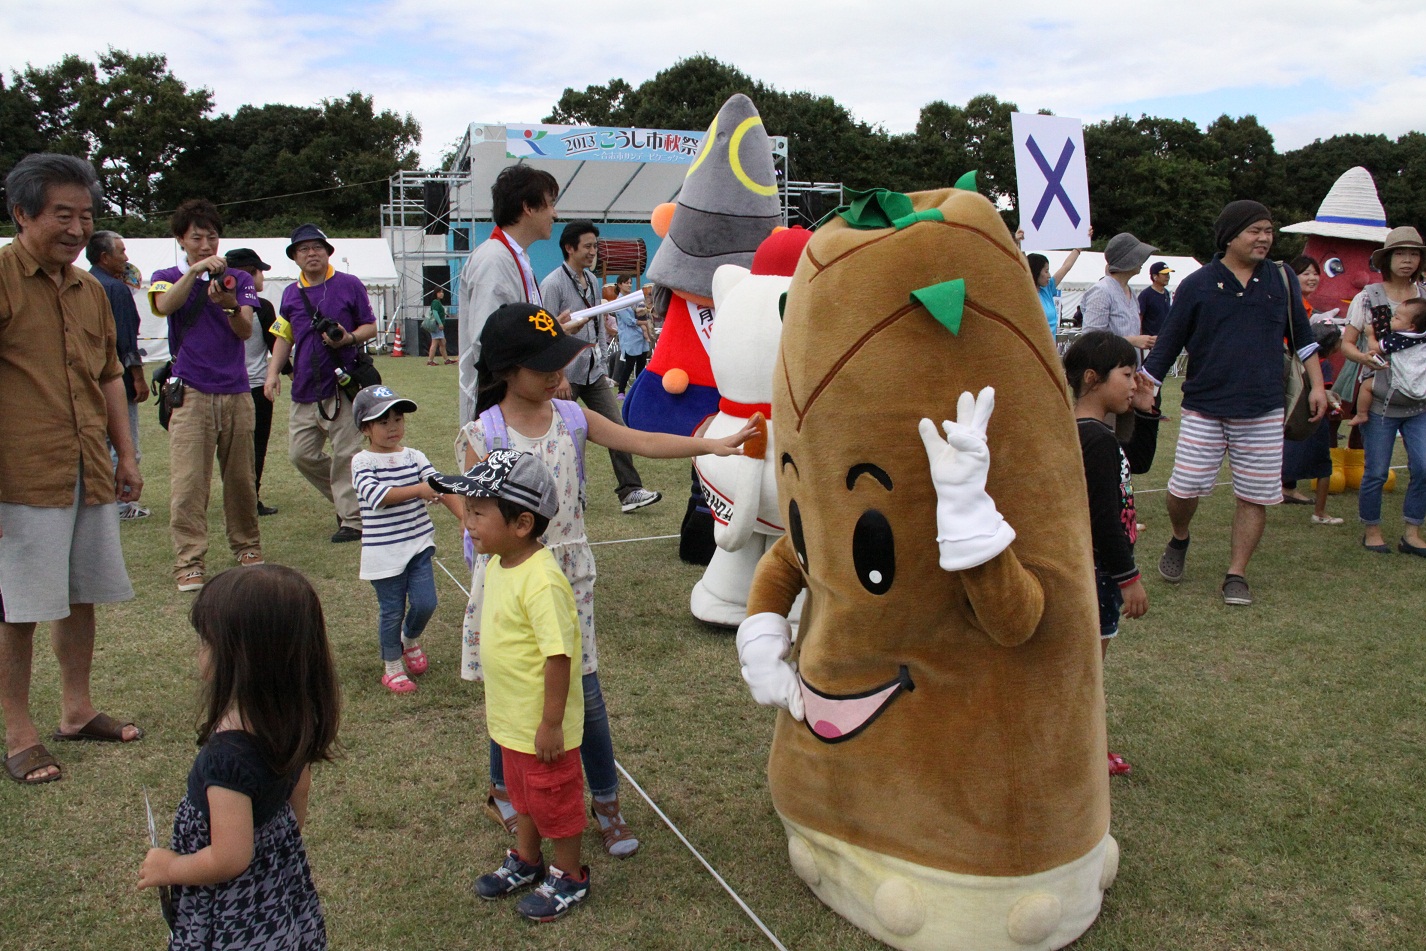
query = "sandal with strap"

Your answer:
(591, 797), (640, 858)
(485, 783), (519, 835)
(5, 744), (62, 784)
(381, 671), (417, 694)
(402, 644), (429, 676)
